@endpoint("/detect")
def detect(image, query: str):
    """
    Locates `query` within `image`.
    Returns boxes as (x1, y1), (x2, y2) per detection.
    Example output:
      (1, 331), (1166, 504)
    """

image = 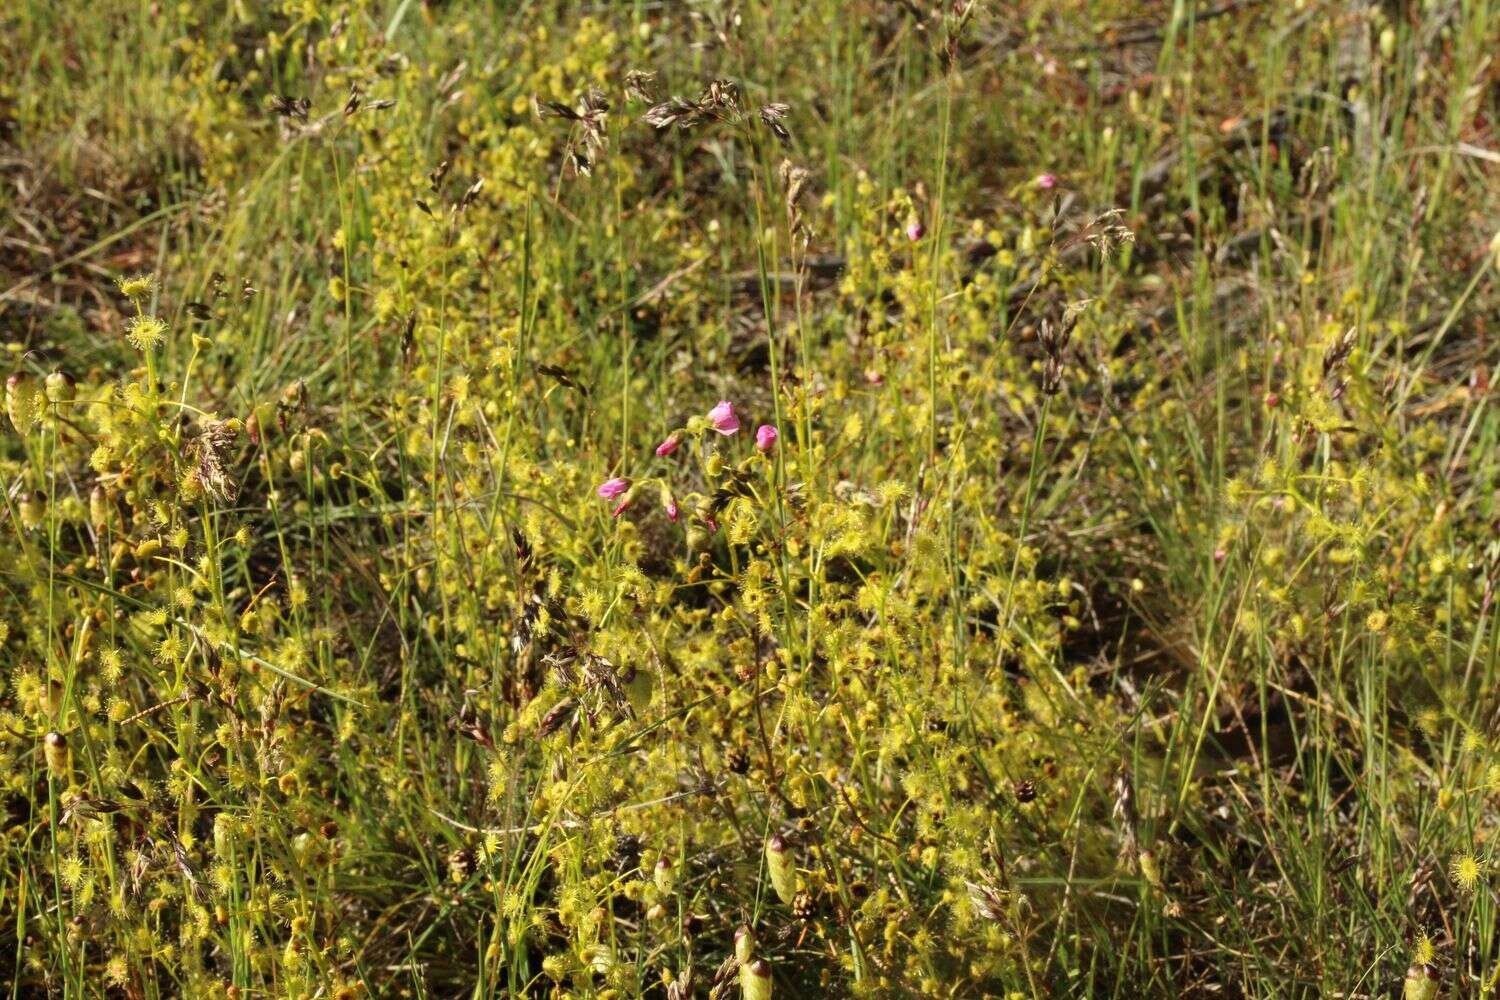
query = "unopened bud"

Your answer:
(214, 813), (237, 855)
(18, 492), (44, 530)
(659, 483), (679, 523)
(90, 485), (110, 528)
(1379, 27), (1397, 61)
(1138, 849), (1162, 889)
(612, 483), (640, 519)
